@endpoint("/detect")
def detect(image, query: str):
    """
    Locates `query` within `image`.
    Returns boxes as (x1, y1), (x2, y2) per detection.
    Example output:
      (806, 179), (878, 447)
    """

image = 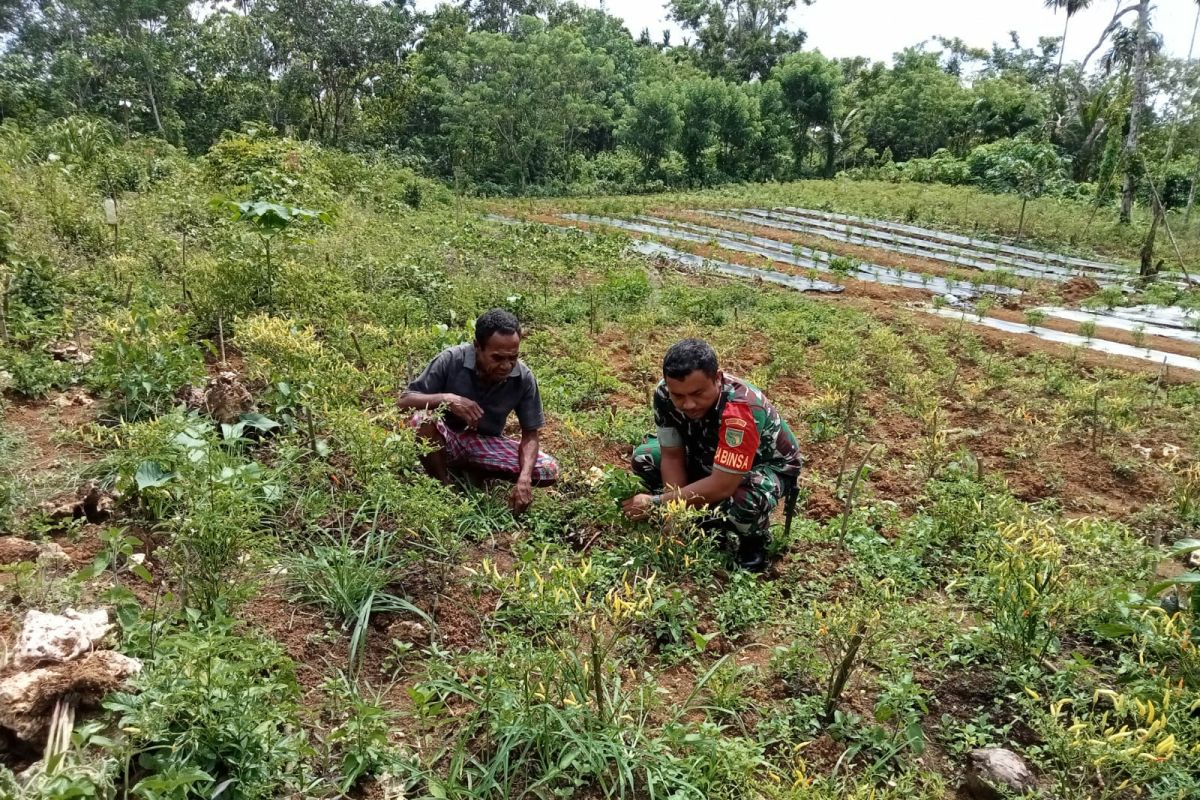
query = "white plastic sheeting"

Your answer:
(482, 213), (843, 293)
(1035, 307), (1200, 343)
(629, 240), (844, 293)
(777, 206), (1131, 276)
(562, 213), (1018, 300)
(1088, 305), (1200, 332)
(917, 306), (1200, 373)
(718, 209), (1119, 284)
